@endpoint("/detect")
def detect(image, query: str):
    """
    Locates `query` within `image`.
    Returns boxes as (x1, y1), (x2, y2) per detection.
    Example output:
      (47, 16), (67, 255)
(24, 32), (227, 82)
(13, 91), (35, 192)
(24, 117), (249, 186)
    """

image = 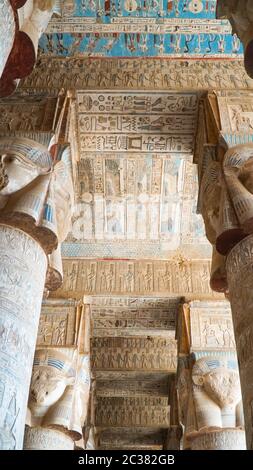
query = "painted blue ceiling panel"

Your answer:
(59, 0), (217, 19)
(39, 0), (243, 58)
